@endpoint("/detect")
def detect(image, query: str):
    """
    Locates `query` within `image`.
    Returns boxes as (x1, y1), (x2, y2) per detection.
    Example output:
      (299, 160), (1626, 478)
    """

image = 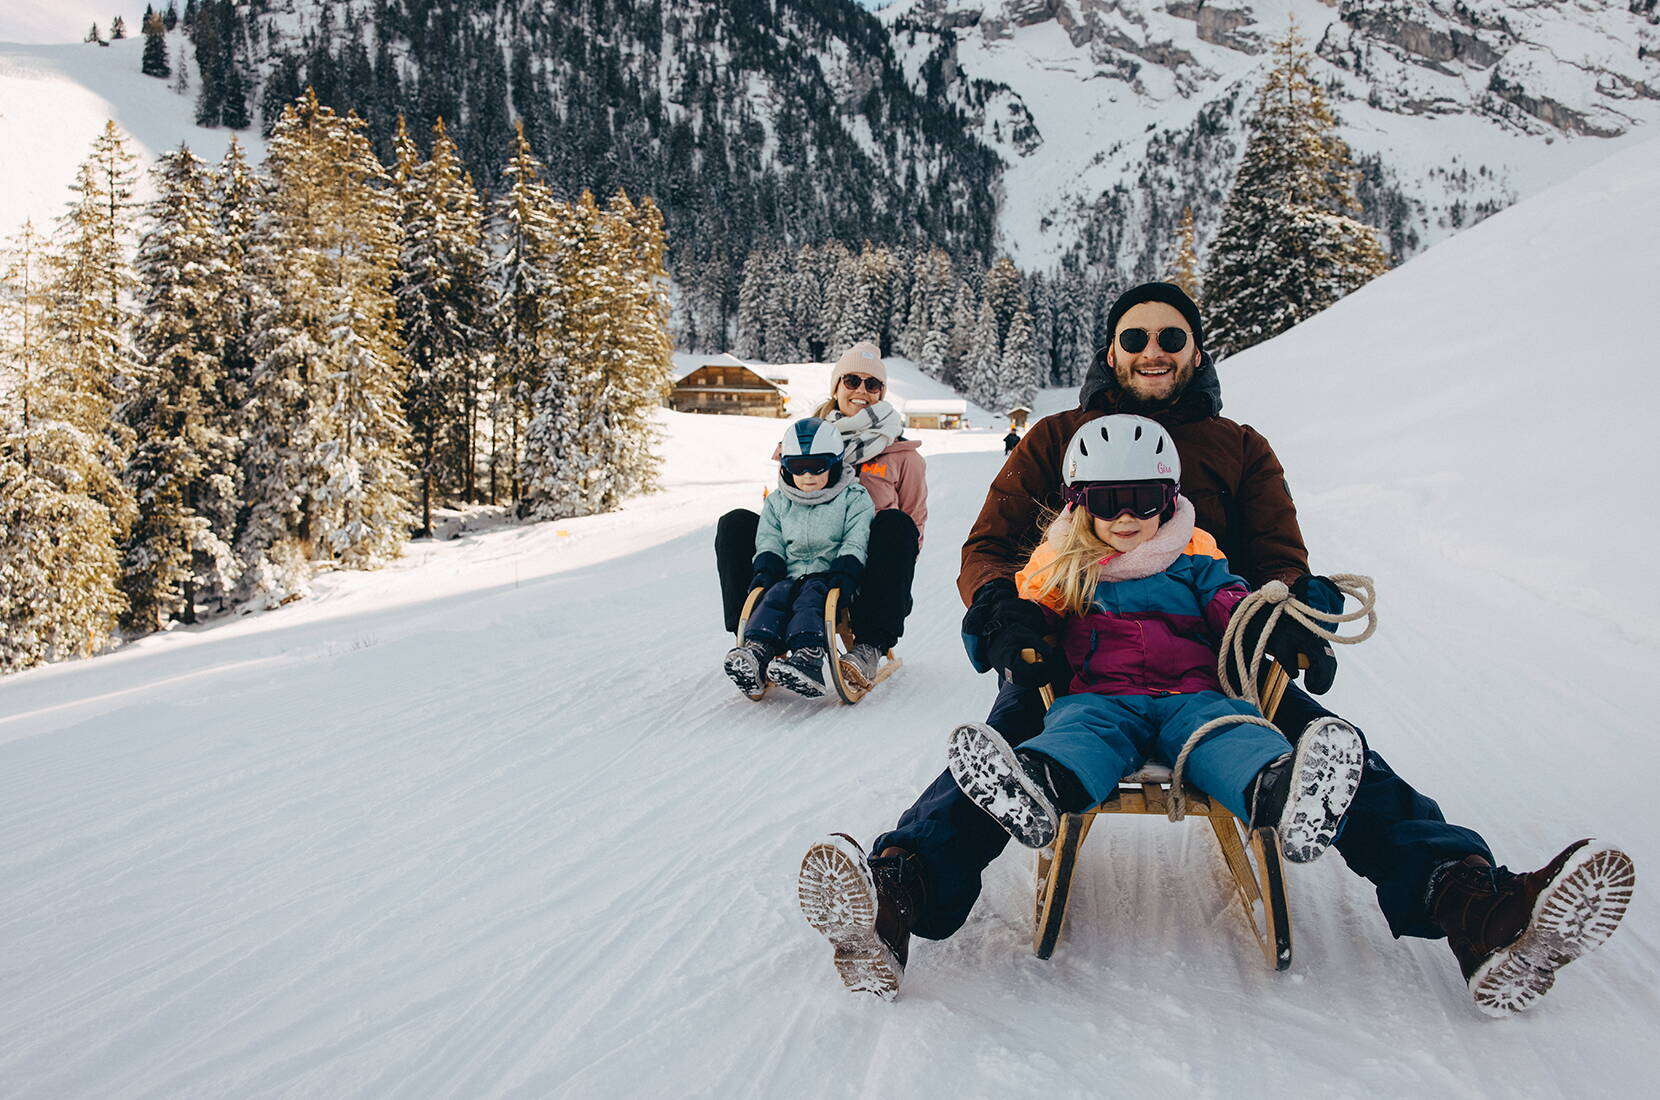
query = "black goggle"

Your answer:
(1117, 327), (1190, 354)
(1062, 481), (1178, 521)
(782, 455), (836, 476)
(840, 373), (885, 392)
